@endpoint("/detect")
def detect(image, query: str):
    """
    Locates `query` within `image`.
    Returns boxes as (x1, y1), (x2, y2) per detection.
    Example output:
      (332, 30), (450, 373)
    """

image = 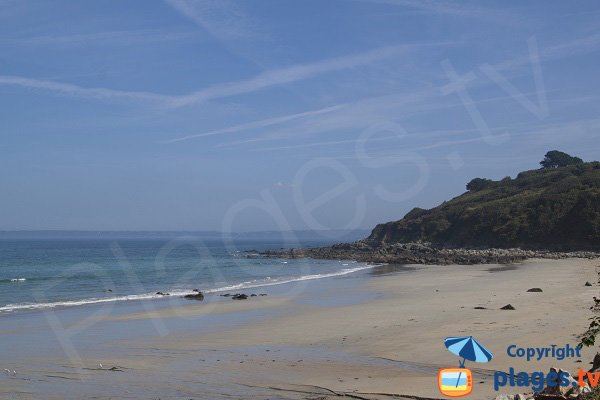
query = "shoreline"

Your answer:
(1, 258), (598, 399)
(0, 260), (377, 316)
